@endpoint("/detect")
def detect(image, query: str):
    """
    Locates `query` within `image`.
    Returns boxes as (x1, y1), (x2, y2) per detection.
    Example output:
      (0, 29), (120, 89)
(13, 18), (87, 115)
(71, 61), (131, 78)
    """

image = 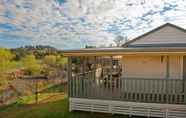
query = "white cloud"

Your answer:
(0, 0), (185, 49)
